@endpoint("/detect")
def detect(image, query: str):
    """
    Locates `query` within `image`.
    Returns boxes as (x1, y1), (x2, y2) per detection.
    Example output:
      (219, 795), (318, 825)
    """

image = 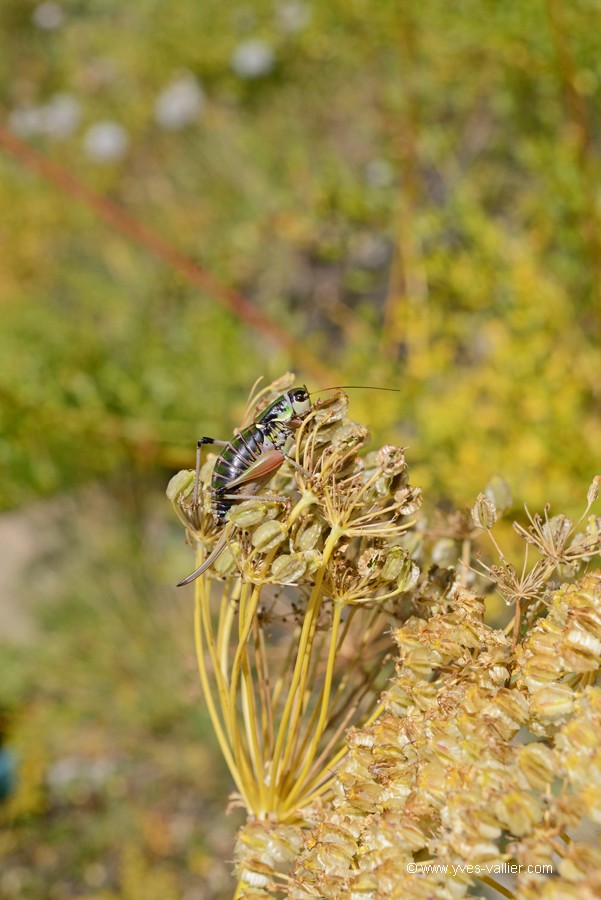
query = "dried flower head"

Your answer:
(249, 576), (601, 899)
(168, 375), (421, 828)
(168, 382), (601, 899)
